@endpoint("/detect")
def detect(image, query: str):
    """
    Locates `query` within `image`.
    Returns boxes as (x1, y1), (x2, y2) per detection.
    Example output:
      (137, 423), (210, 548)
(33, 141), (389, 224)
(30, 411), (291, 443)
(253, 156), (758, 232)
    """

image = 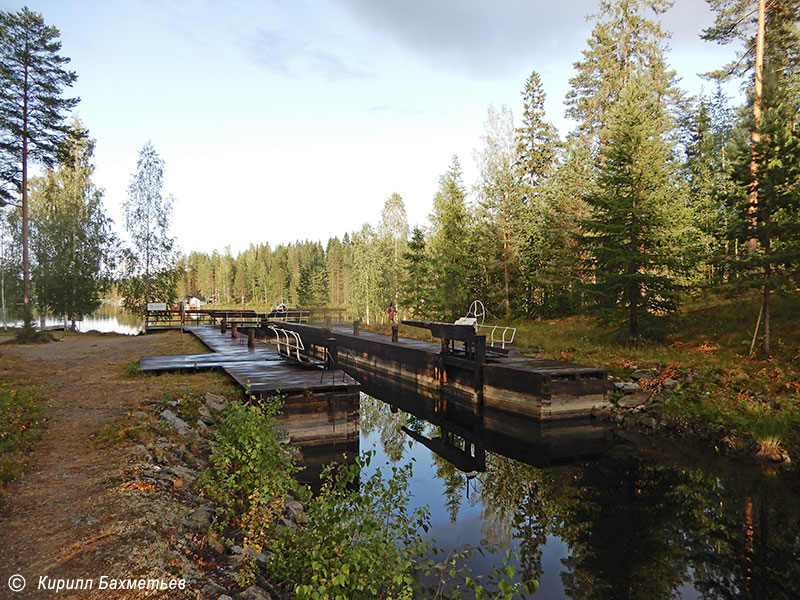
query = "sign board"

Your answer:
(147, 302), (168, 311)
